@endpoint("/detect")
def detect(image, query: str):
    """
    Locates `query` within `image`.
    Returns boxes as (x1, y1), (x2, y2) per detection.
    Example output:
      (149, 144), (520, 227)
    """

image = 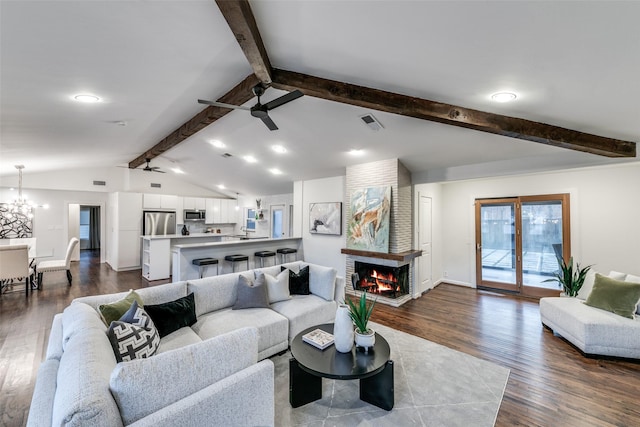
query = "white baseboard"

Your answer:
(434, 278), (475, 288)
